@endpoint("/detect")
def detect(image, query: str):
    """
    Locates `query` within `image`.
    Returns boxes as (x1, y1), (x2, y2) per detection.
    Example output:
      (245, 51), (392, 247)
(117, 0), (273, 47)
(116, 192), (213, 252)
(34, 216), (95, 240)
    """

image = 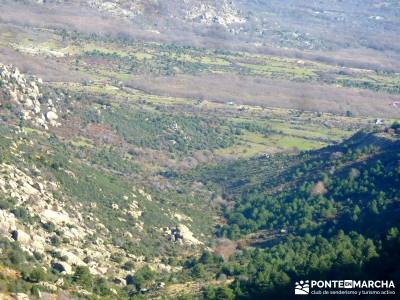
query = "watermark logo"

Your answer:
(294, 280), (396, 296)
(344, 280), (353, 289)
(295, 280), (310, 295)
